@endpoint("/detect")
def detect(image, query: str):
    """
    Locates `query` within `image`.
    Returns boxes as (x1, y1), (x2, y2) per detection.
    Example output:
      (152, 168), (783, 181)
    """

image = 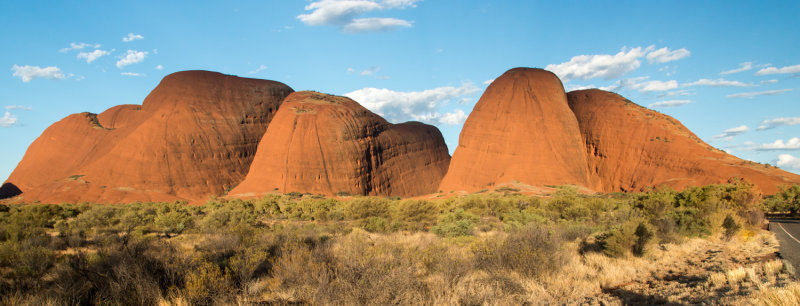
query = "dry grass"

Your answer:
(750, 282), (800, 306)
